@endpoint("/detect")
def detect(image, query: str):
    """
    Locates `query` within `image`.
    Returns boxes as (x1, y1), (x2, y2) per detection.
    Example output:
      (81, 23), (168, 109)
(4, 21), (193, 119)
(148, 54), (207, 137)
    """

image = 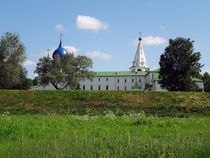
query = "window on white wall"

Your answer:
(106, 78), (108, 81)
(91, 85), (93, 90)
(83, 85), (85, 90)
(132, 78), (134, 83)
(98, 85), (101, 90)
(106, 85), (109, 90)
